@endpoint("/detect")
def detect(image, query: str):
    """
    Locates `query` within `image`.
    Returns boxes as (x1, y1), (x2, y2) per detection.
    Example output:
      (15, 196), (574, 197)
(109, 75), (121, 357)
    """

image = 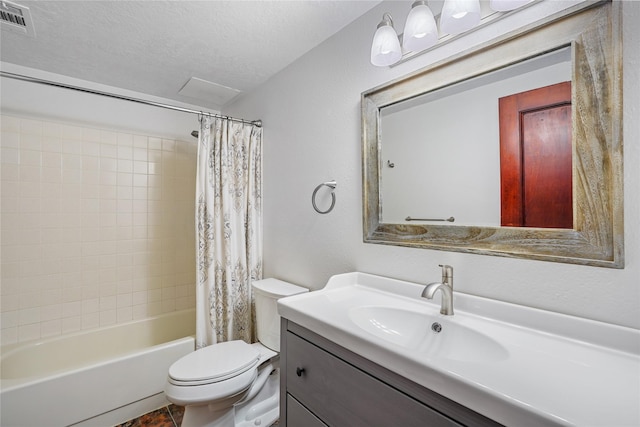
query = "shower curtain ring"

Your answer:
(312, 180), (337, 214)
